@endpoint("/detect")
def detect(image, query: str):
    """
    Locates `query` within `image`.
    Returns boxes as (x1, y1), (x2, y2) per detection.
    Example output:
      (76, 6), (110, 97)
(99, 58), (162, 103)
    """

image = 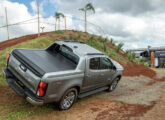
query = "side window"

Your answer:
(89, 57), (100, 70)
(100, 57), (113, 70)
